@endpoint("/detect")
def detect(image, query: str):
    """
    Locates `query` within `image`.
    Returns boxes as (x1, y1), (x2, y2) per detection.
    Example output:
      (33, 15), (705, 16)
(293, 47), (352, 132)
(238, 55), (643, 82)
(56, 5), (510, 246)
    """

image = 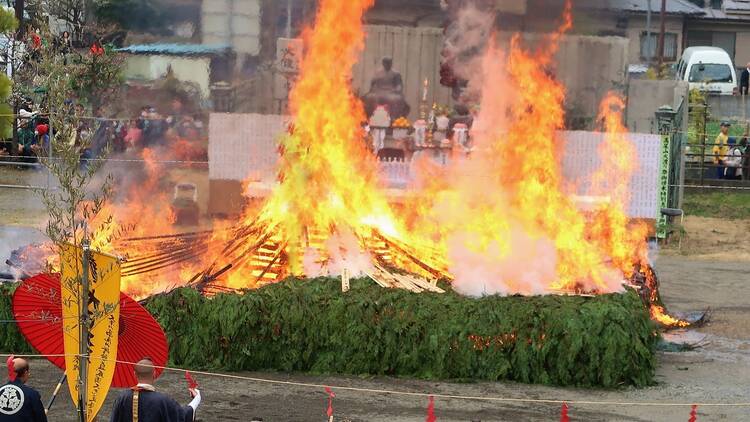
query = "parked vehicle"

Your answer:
(675, 47), (737, 96)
